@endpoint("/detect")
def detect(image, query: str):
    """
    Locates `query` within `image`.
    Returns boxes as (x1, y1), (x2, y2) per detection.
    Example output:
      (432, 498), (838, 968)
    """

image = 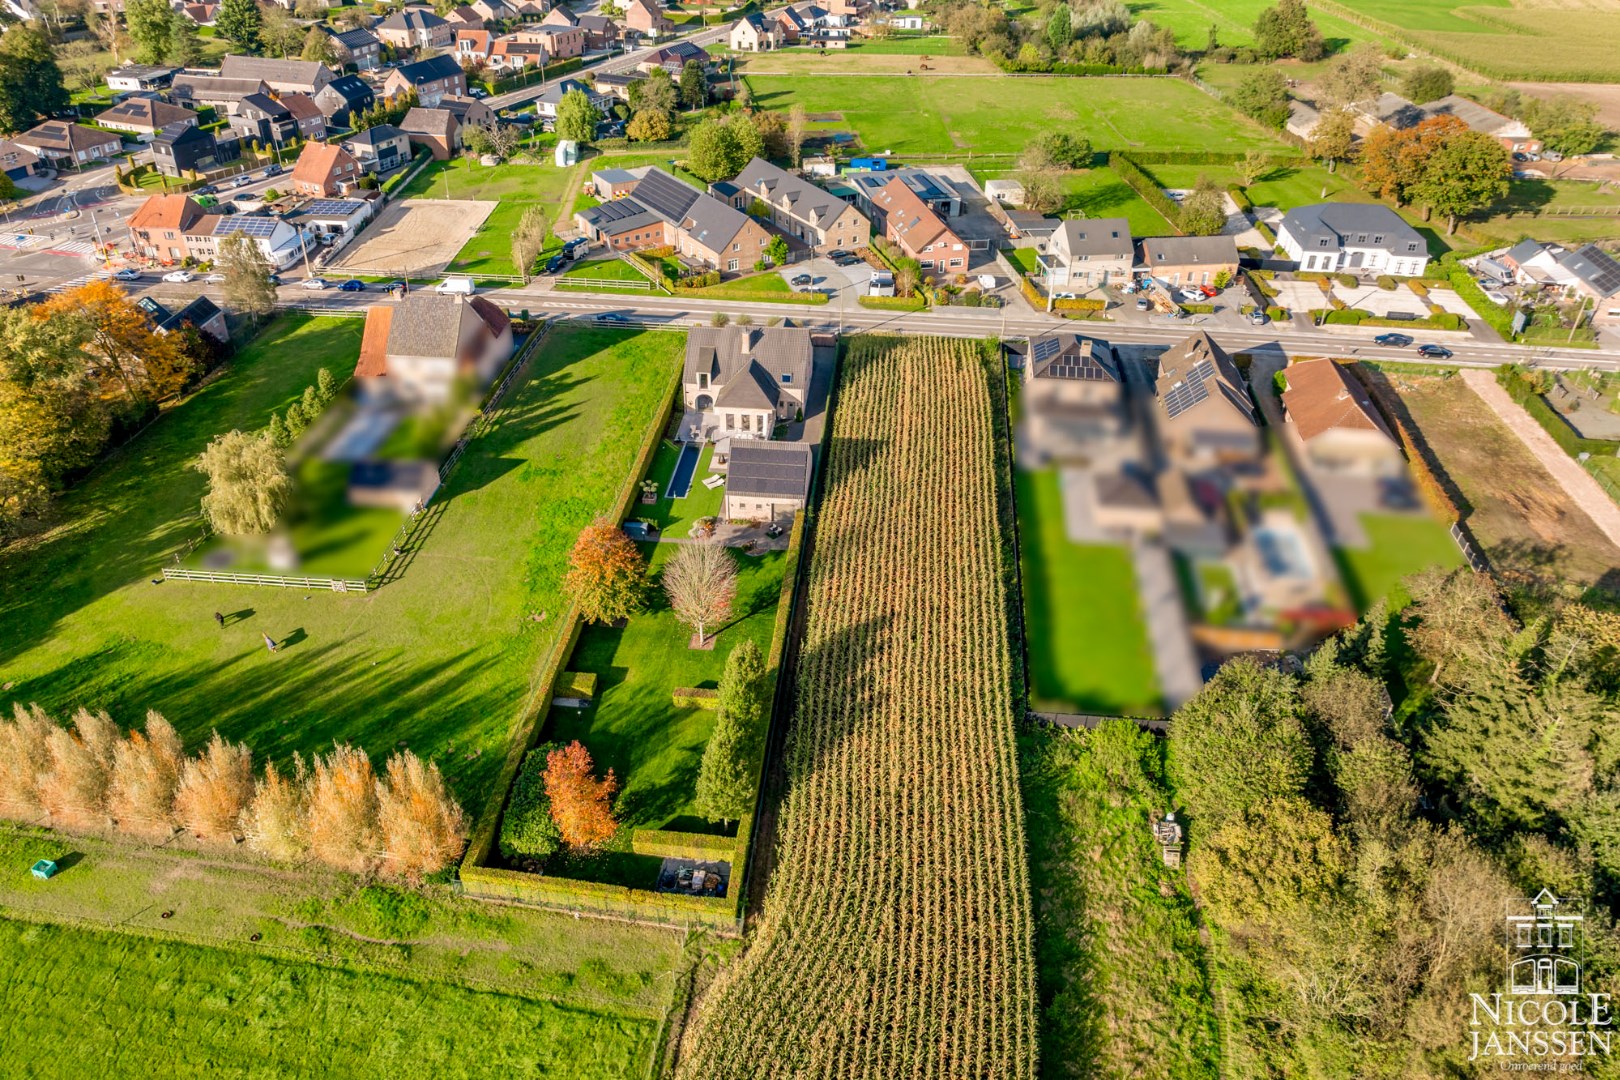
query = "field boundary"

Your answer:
(160, 568), (369, 592)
